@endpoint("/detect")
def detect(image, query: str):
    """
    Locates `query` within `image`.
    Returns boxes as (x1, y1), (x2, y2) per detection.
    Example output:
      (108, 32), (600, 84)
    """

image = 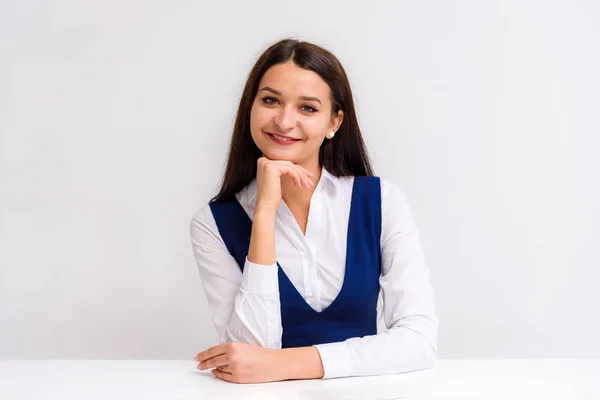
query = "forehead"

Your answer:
(259, 61), (331, 99)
